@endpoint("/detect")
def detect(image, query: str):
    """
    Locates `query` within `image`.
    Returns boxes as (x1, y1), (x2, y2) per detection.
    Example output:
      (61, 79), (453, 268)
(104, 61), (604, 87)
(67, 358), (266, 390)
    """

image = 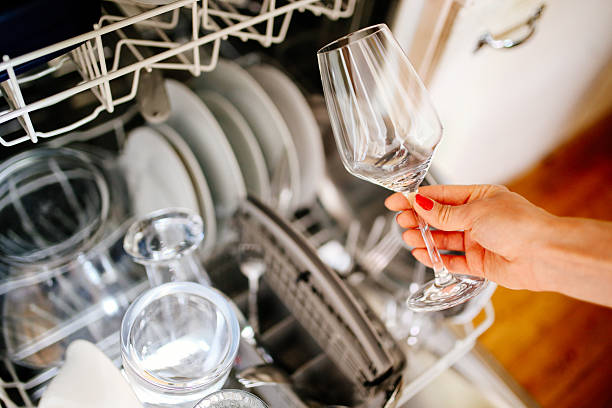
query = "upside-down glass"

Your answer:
(317, 24), (486, 311)
(123, 208), (211, 287)
(120, 281), (240, 407)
